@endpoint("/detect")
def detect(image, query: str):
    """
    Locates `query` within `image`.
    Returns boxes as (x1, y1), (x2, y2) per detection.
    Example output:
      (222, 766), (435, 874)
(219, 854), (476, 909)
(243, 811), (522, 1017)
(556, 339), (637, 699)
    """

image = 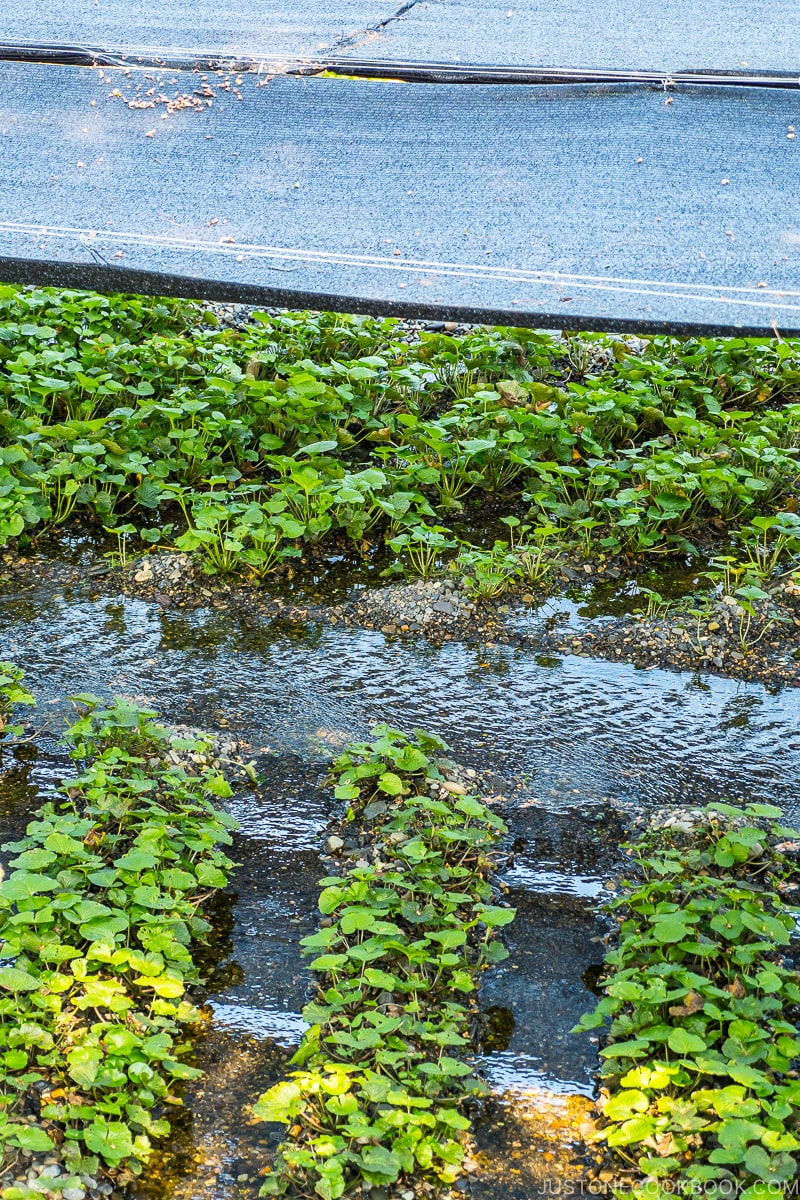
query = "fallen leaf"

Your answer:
(669, 990), (703, 1016)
